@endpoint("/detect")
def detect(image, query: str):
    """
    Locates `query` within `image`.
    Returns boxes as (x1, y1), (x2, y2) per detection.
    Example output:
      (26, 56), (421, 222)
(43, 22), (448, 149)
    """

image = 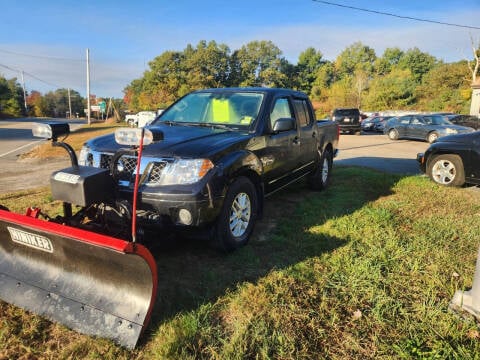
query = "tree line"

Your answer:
(0, 80), (126, 120)
(0, 39), (475, 119)
(0, 79), (85, 119)
(124, 40), (474, 116)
